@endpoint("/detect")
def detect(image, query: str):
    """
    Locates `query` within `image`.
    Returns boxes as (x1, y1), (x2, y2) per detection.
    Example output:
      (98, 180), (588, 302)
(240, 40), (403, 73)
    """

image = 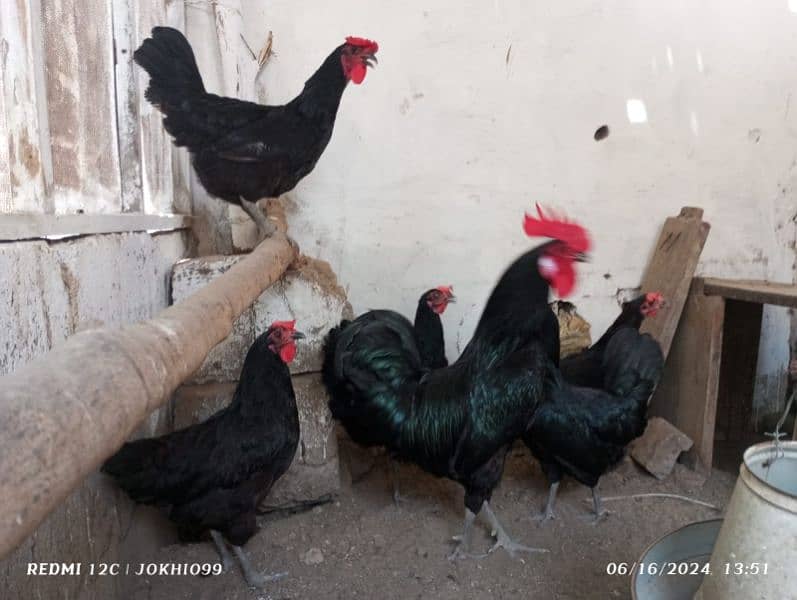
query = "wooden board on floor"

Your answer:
(703, 278), (797, 308)
(639, 207), (711, 358)
(648, 278), (725, 470)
